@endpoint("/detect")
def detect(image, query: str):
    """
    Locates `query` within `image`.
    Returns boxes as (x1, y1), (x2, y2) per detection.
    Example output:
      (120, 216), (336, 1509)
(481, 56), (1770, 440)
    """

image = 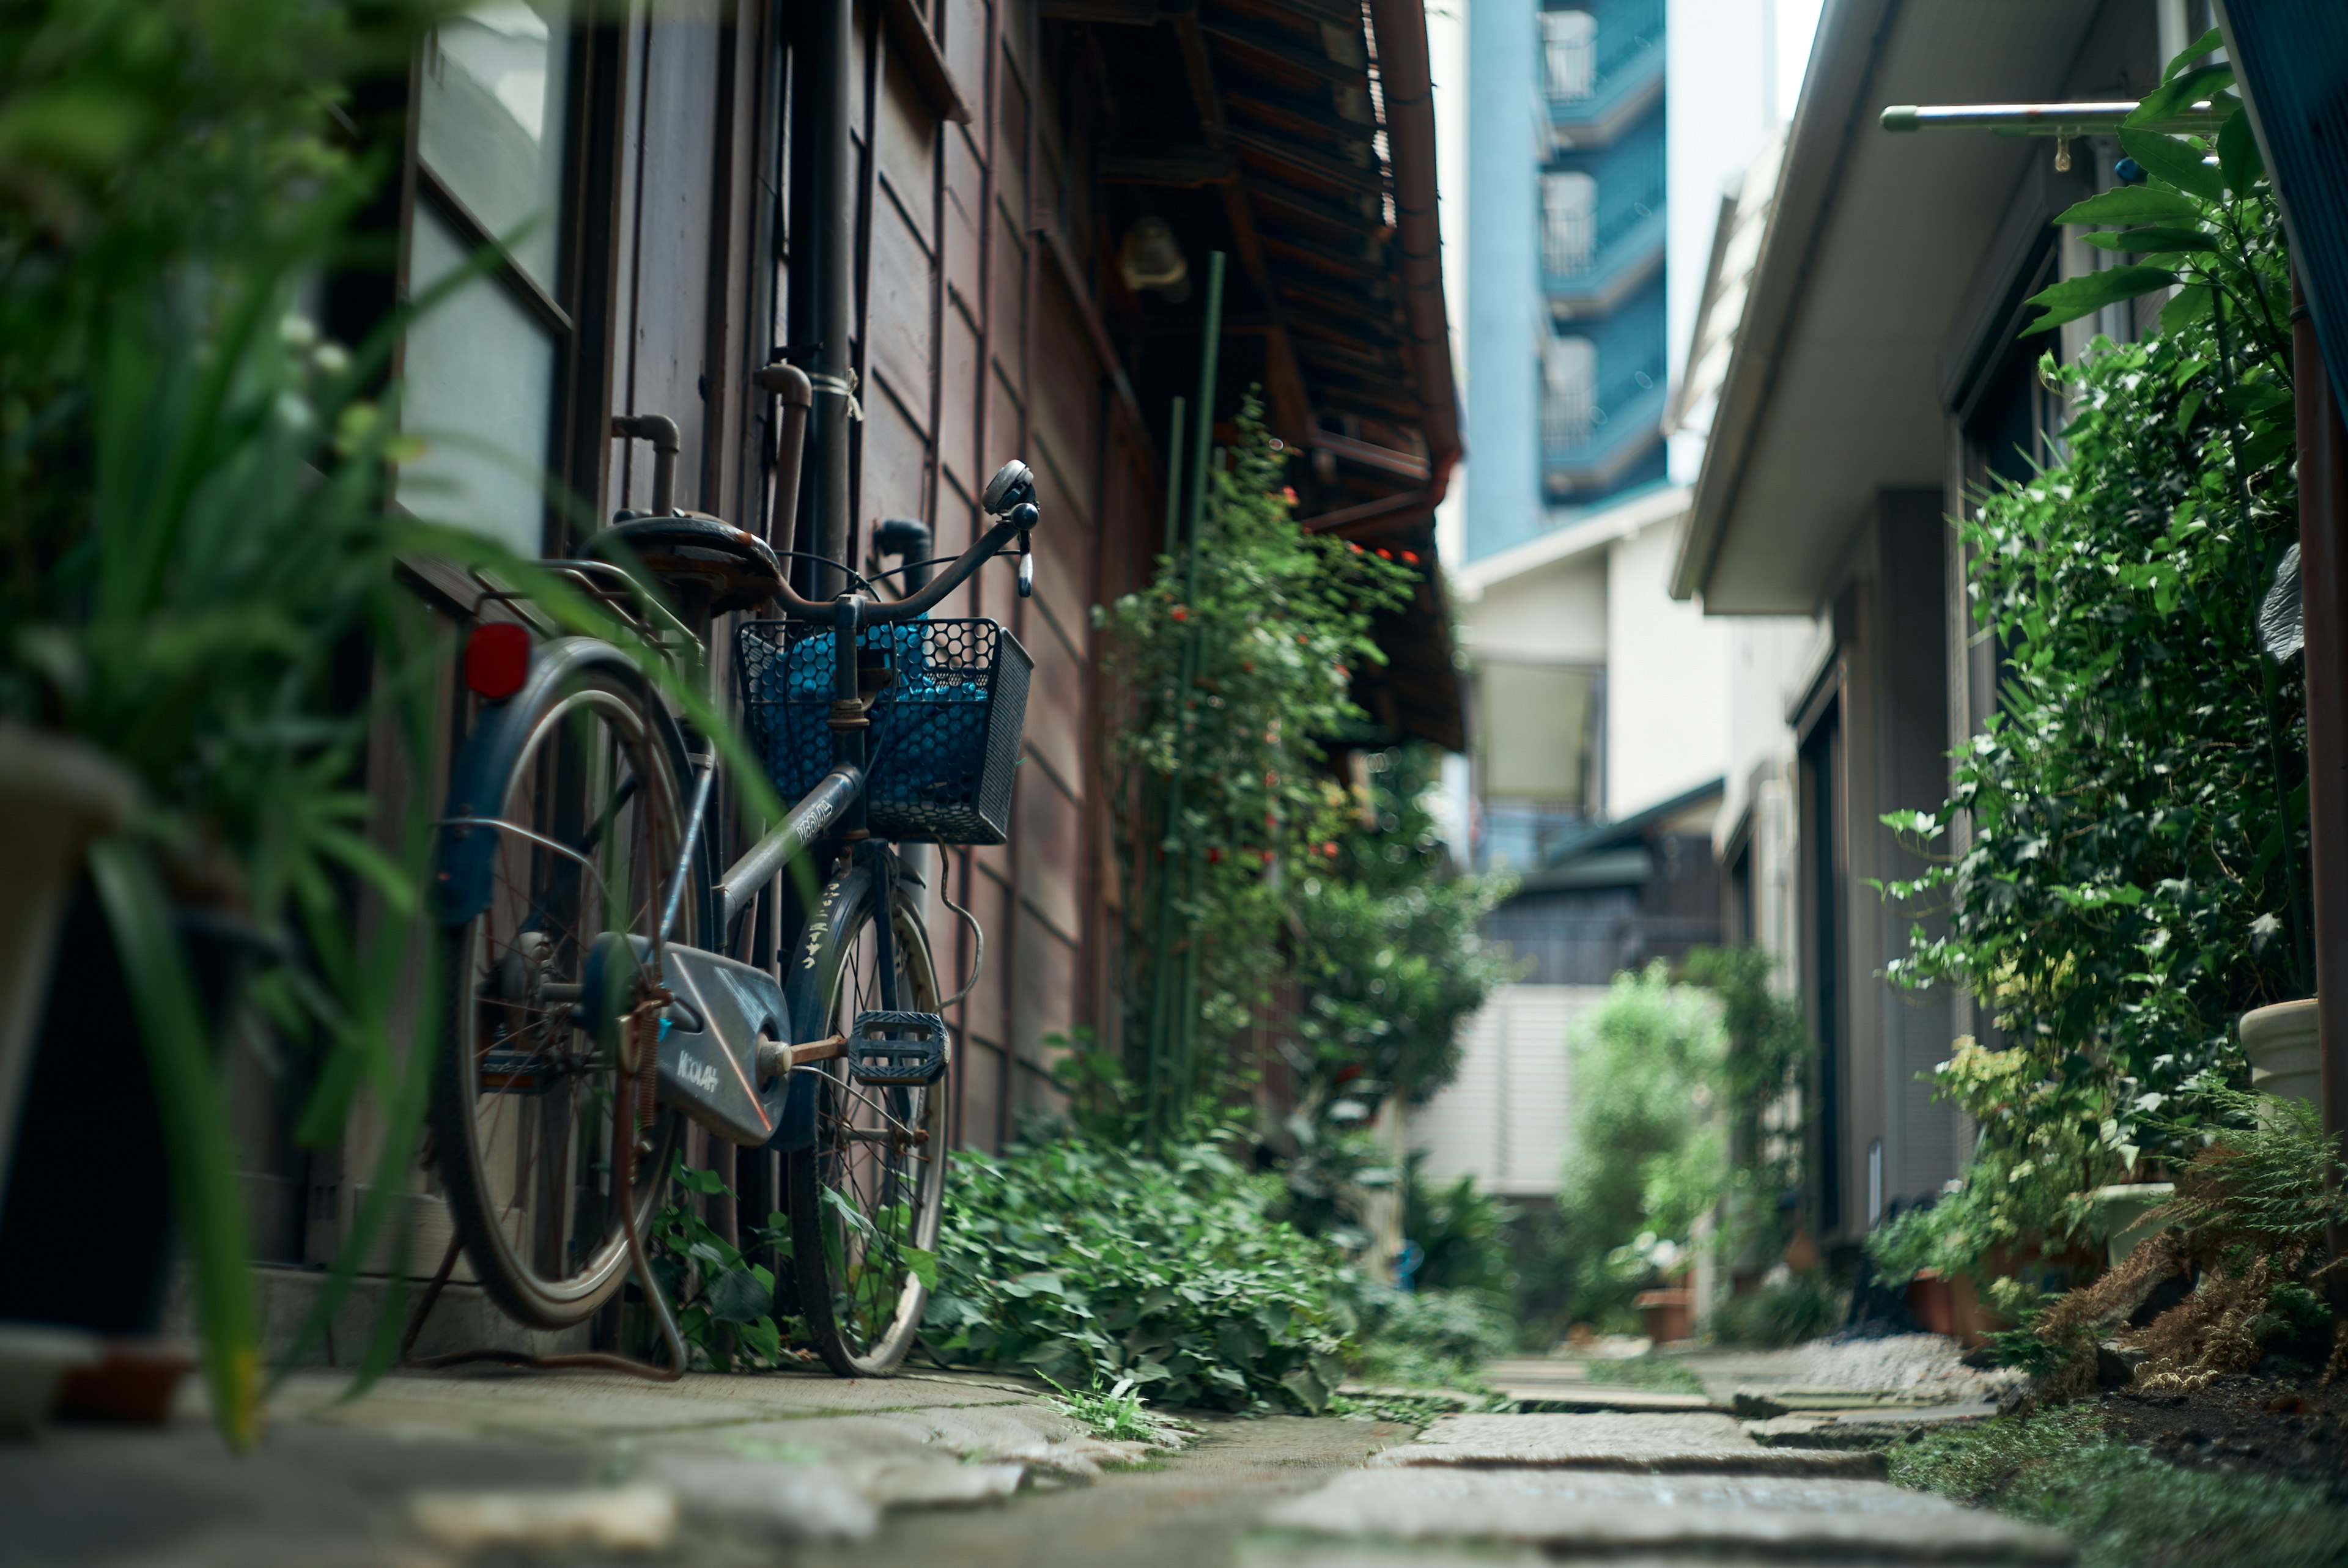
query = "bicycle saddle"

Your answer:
(593, 512), (784, 617)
